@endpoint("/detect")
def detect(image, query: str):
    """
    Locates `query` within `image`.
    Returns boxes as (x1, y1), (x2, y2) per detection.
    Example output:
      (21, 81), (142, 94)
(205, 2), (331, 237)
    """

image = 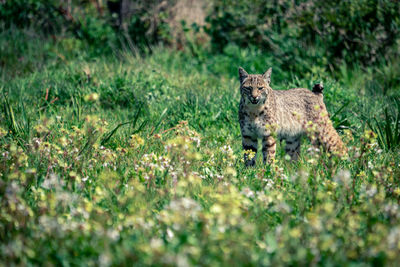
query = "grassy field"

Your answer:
(1, 31), (400, 265)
